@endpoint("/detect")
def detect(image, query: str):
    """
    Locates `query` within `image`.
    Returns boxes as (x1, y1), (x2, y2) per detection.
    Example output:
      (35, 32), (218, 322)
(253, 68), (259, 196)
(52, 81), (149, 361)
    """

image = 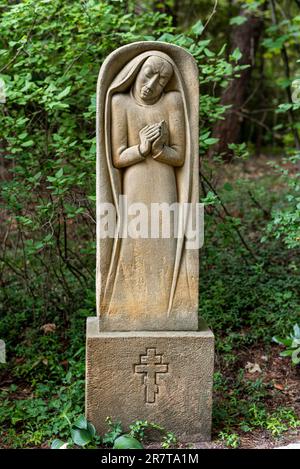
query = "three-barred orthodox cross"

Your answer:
(134, 348), (168, 403)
